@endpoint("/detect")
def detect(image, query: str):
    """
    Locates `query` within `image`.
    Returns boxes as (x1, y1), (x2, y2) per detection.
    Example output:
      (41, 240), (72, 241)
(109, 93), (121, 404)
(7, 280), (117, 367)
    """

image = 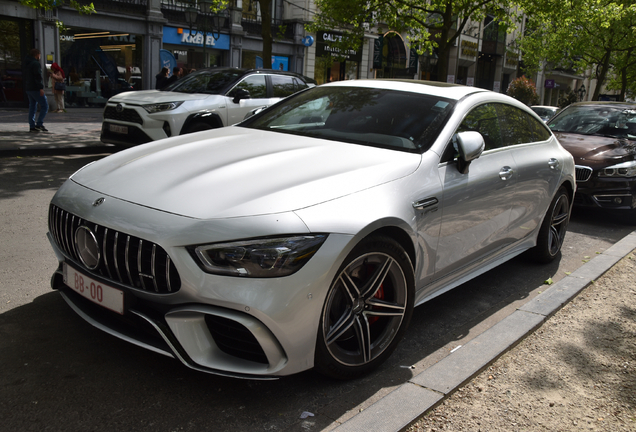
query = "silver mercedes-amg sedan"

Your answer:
(48, 80), (575, 380)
